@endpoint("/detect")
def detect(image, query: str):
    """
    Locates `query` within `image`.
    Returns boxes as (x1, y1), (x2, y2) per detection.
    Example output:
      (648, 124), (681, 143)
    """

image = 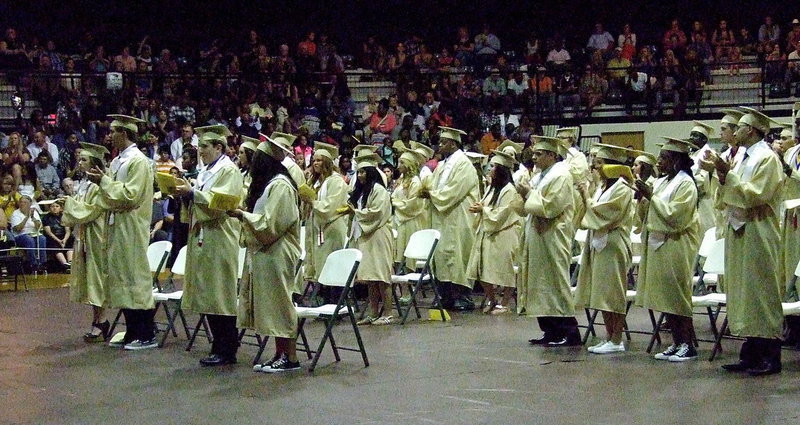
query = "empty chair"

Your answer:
(389, 229), (443, 324)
